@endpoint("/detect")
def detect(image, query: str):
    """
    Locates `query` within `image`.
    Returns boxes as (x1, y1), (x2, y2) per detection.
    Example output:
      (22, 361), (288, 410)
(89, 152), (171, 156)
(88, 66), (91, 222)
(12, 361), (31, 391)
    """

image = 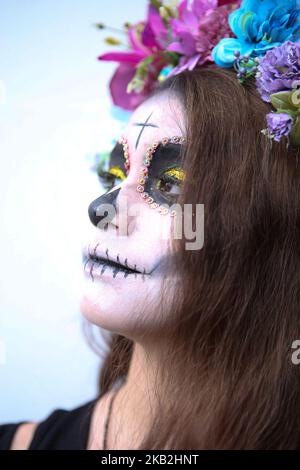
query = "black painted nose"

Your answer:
(88, 187), (120, 229)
